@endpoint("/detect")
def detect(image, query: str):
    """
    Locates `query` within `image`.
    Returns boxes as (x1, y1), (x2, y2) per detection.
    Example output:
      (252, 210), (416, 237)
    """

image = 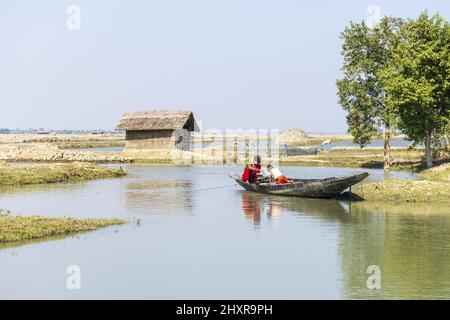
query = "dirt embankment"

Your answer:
(0, 134), (125, 144)
(278, 129), (309, 145)
(0, 144), (131, 163)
